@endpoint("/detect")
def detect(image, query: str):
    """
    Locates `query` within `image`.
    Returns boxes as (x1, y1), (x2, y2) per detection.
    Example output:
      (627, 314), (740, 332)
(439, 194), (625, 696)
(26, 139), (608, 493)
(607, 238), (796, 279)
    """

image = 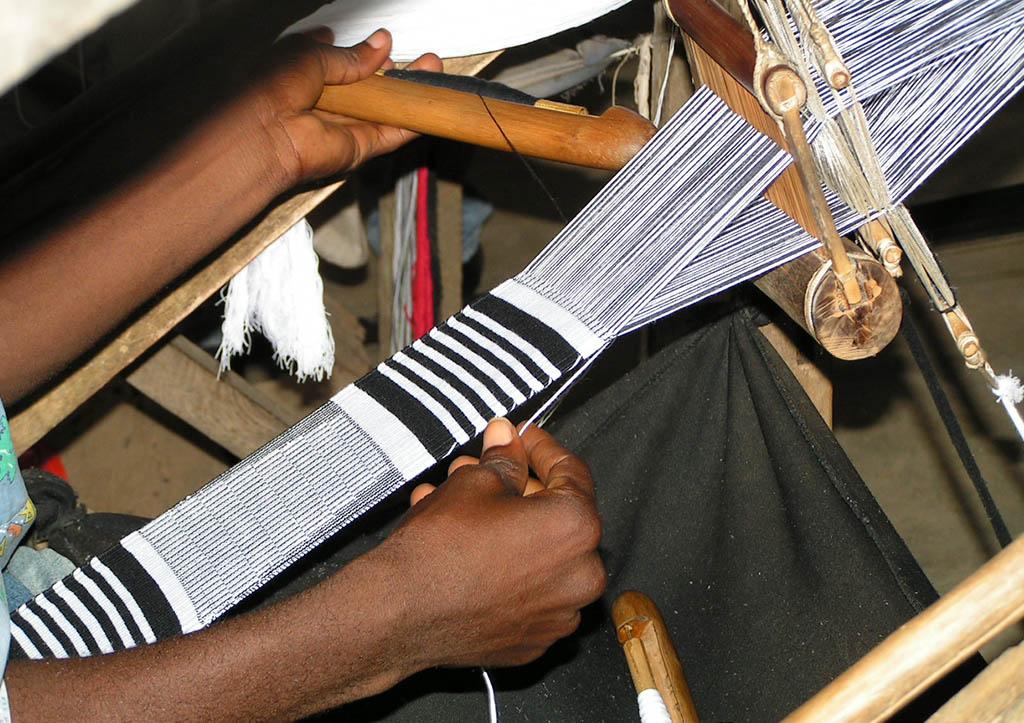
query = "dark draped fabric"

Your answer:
(48, 308), (977, 721)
